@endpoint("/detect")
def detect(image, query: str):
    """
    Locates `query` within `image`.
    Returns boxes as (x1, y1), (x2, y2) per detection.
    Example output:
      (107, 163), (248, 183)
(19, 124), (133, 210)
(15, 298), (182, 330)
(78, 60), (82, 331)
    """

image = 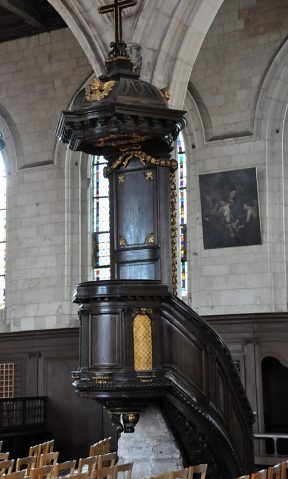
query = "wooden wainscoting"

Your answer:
(0, 327), (116, 459)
